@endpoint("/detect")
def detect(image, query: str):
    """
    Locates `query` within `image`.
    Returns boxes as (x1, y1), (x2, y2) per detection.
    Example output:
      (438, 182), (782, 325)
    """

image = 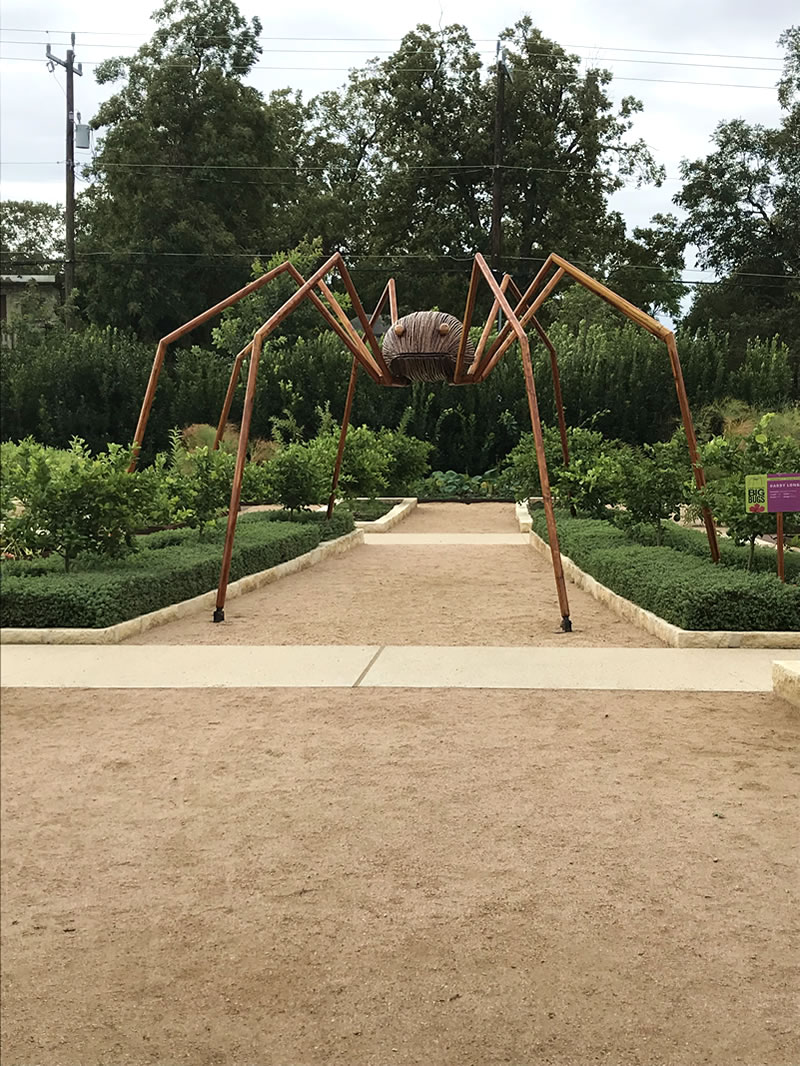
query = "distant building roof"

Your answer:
(1, 275), (58, 284)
